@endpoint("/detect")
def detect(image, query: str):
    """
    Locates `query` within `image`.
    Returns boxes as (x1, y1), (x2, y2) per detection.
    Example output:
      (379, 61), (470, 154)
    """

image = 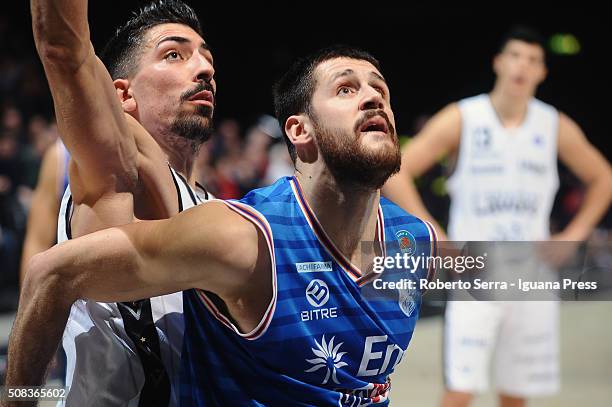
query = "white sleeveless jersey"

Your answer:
(446, 94), (559, 241)
(57, 166), (210, 407)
